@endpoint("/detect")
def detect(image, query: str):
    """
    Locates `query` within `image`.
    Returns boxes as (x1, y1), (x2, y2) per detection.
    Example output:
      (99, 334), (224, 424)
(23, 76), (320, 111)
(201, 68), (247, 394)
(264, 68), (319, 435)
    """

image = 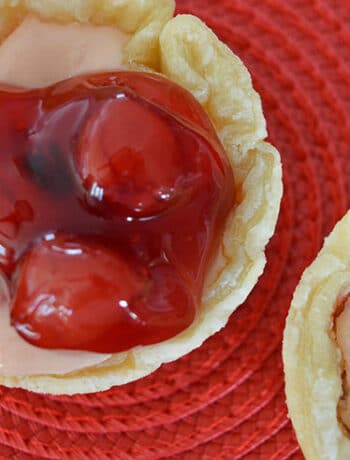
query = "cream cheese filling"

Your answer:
(0, 15), (128, 88)
(0, 15), (130, 376)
